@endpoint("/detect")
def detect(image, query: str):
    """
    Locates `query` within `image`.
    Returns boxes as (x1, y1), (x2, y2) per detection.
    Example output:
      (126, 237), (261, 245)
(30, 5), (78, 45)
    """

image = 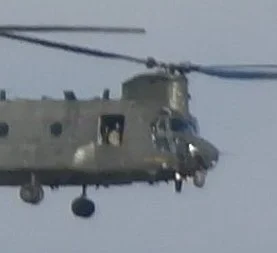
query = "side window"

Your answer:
(50, 122), (63, 137)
